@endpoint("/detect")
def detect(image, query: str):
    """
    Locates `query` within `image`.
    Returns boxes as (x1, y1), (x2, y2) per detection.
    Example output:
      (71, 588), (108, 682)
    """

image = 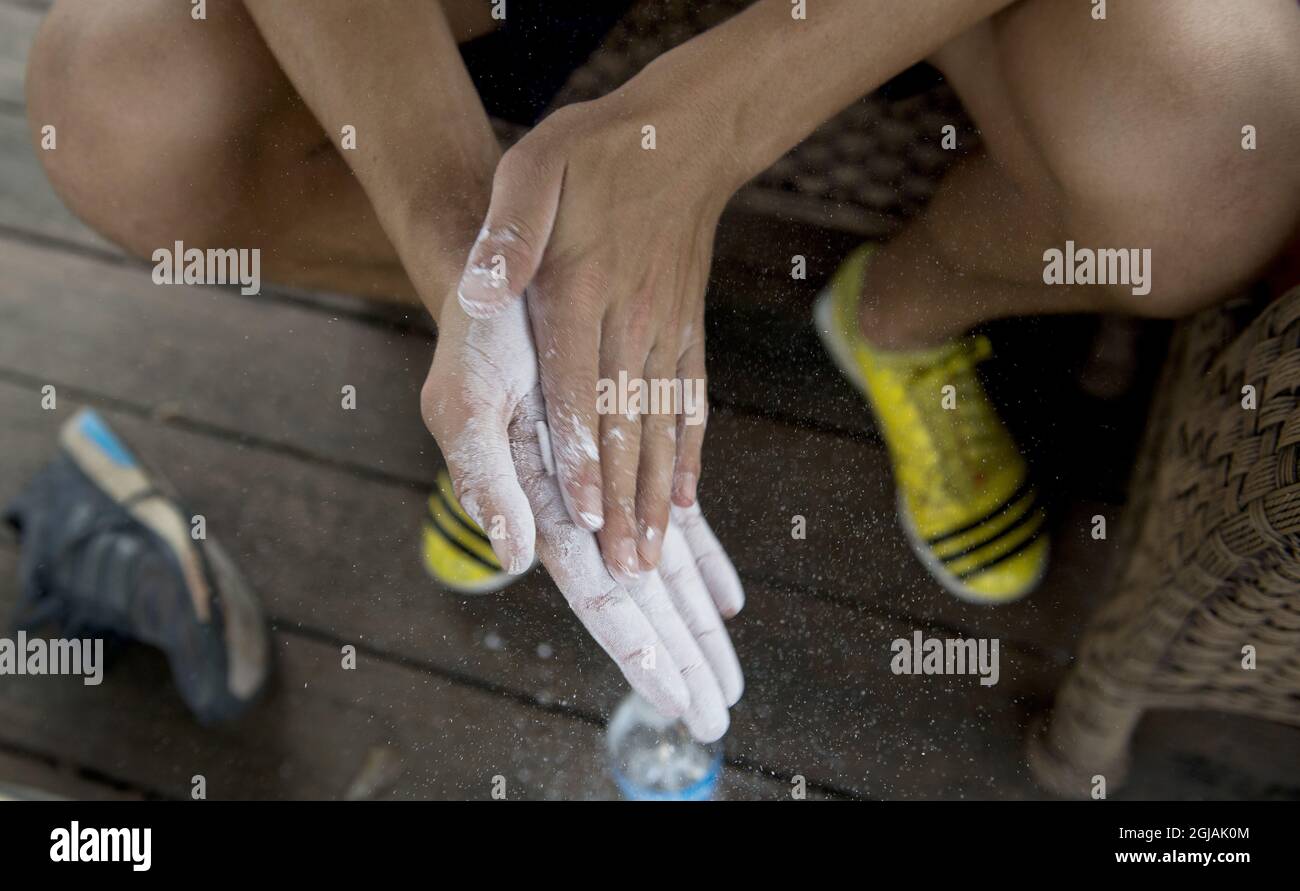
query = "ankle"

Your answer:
(857, 284), (954, 351)
(854, 241), (976, 351)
